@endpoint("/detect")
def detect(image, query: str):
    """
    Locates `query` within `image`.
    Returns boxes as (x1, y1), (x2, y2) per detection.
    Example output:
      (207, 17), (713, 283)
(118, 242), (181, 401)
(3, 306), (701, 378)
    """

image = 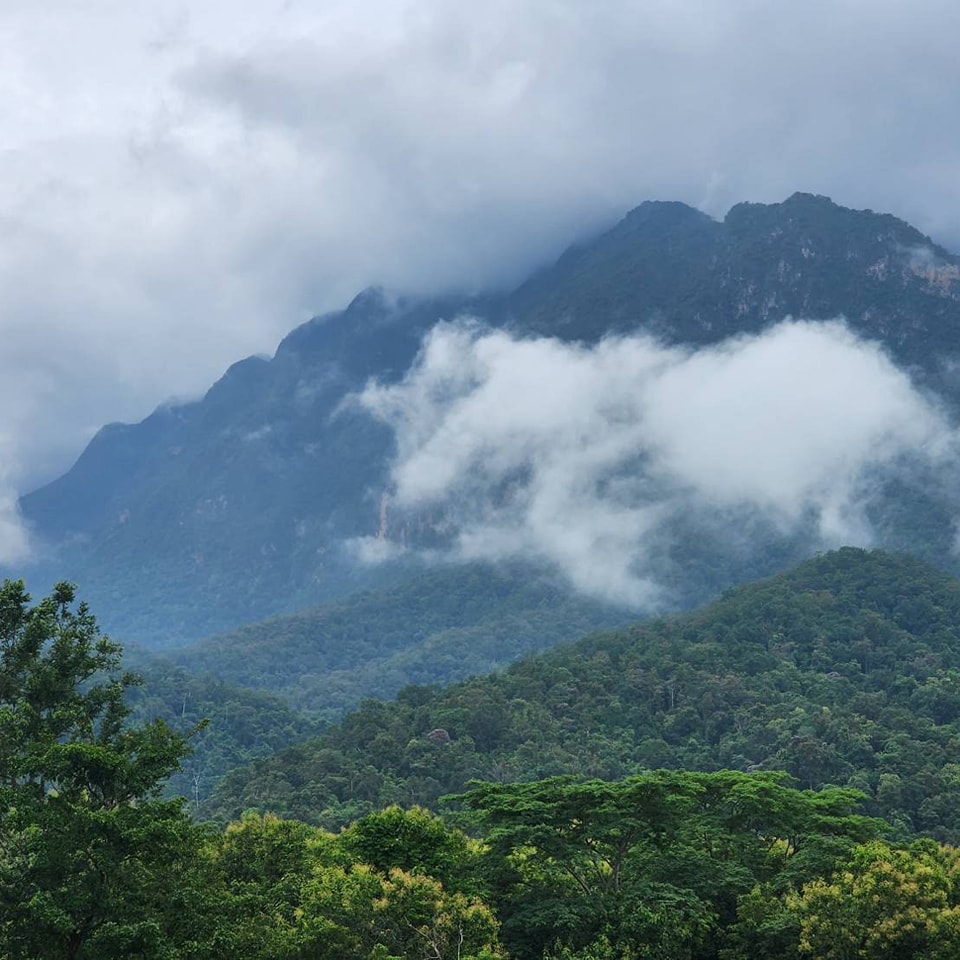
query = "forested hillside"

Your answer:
(7, 573), (960, 960)
(206, 549), (960, 841)
(165, 561), (629, 720)
(123, 660), (319, 806)
(127, 561), (628, 803)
